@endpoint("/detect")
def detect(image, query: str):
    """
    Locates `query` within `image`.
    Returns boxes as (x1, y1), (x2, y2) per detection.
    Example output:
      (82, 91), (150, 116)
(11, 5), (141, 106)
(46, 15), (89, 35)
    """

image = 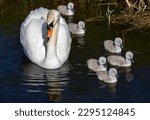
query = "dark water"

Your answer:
(0, 0), (150, 102)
